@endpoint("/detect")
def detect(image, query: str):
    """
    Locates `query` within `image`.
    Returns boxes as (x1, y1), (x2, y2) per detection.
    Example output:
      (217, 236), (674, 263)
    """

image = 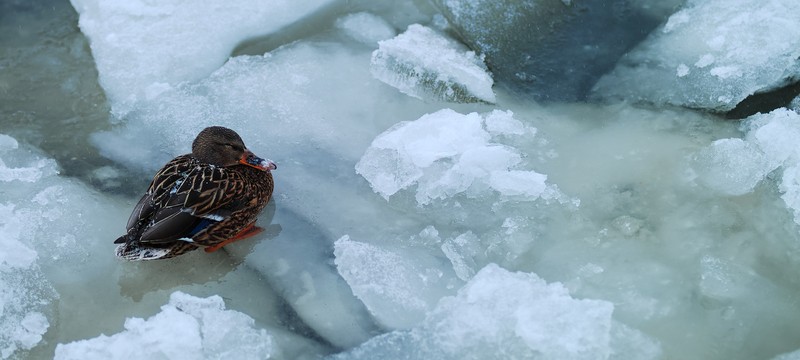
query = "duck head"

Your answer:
(192, 126), (277, 171)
